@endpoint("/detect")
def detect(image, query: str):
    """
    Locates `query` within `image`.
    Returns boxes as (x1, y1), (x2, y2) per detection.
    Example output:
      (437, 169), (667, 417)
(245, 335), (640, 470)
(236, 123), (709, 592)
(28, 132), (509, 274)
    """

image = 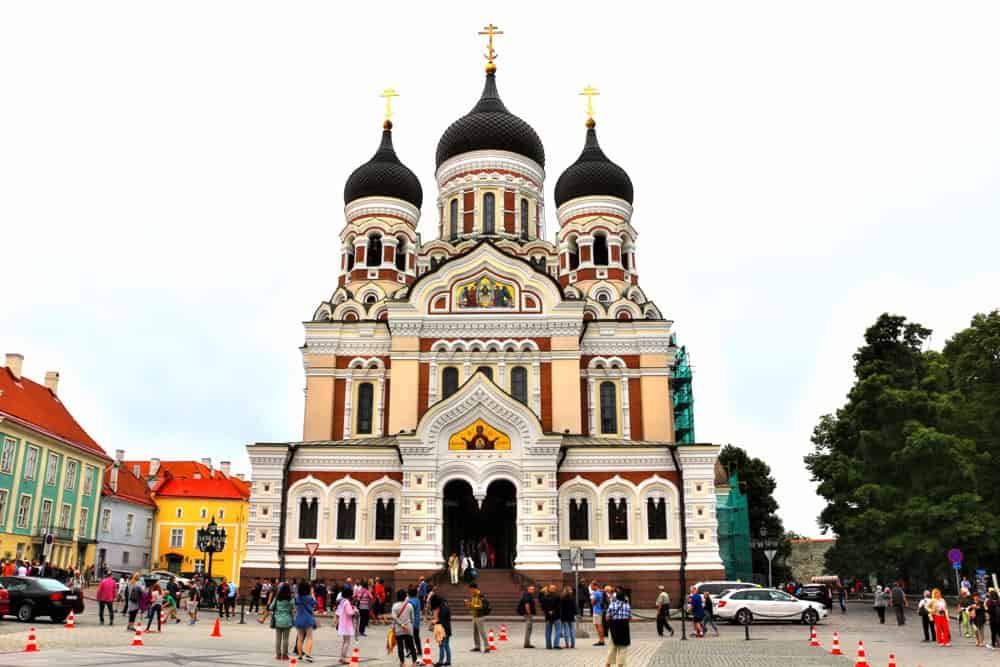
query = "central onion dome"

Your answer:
(344, 121), (423, 208)
(436, 68), (545, 168)
(554, 119), (633, 207)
